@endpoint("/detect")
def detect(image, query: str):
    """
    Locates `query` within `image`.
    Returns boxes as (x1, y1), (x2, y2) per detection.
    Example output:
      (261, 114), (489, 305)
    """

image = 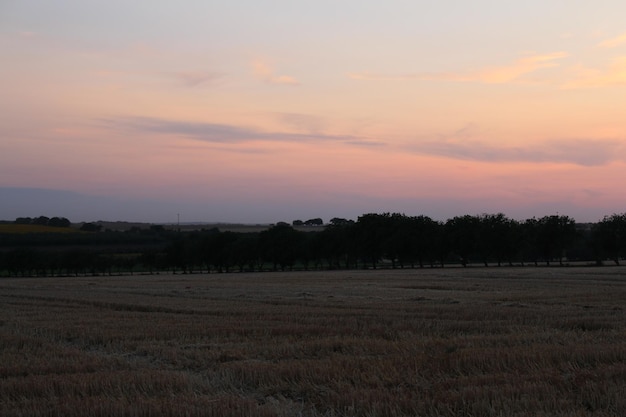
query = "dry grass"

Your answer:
(1, 267), (625, 416)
